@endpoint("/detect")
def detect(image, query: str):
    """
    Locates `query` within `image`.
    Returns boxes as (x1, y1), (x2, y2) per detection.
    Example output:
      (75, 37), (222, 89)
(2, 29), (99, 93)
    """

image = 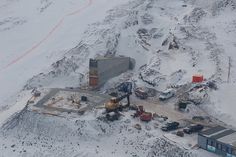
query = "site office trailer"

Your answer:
(198, 133), (236, 157)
